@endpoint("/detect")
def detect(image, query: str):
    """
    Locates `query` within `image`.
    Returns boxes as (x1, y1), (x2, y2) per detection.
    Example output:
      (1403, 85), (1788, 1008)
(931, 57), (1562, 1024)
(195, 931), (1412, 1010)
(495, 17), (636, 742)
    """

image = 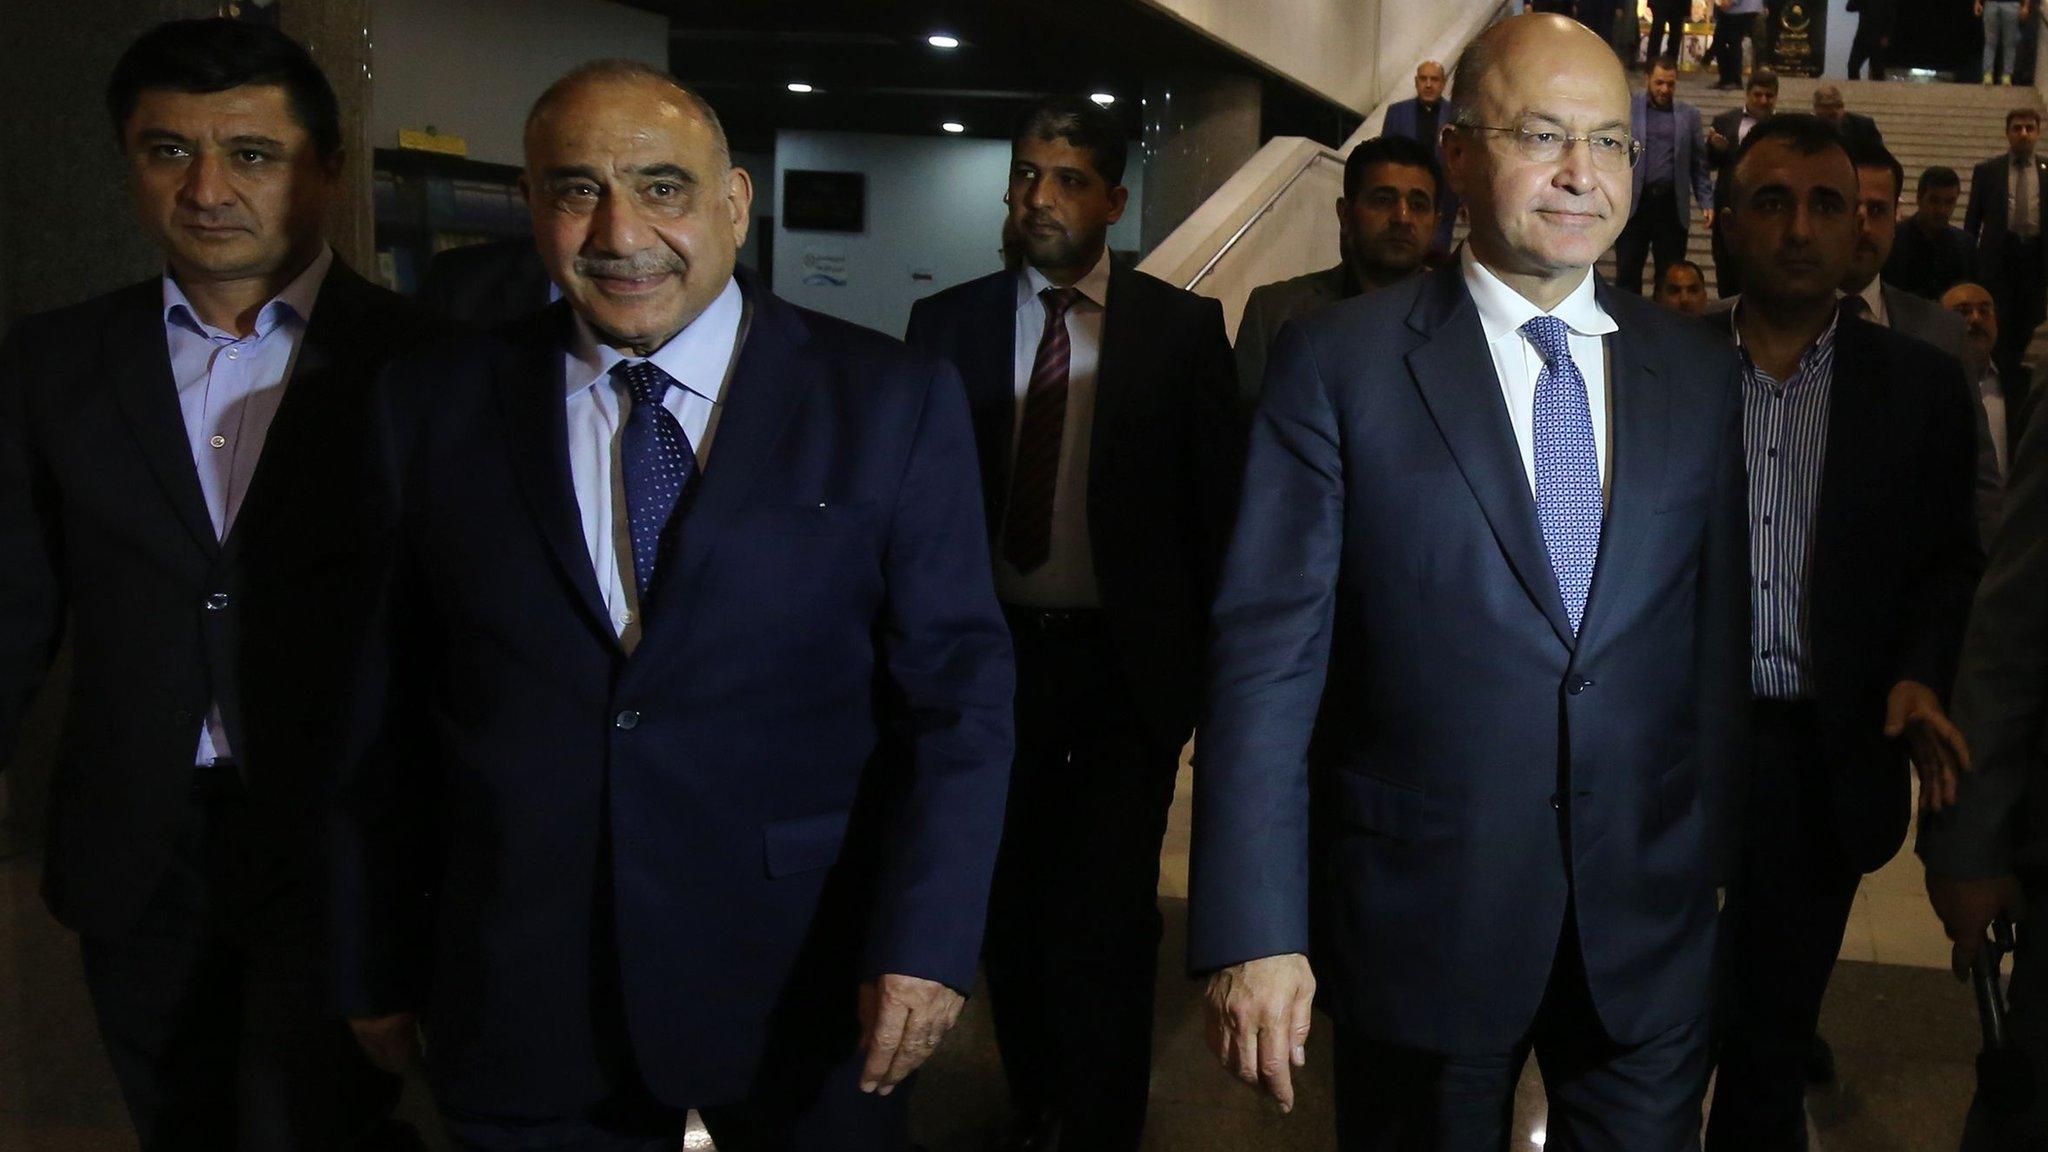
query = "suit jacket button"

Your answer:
(204, 593), (230, 611)
(614, 710), (640, 730)
(1566, 675), (1593, 695)
(1550, 791), (1565, 810)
